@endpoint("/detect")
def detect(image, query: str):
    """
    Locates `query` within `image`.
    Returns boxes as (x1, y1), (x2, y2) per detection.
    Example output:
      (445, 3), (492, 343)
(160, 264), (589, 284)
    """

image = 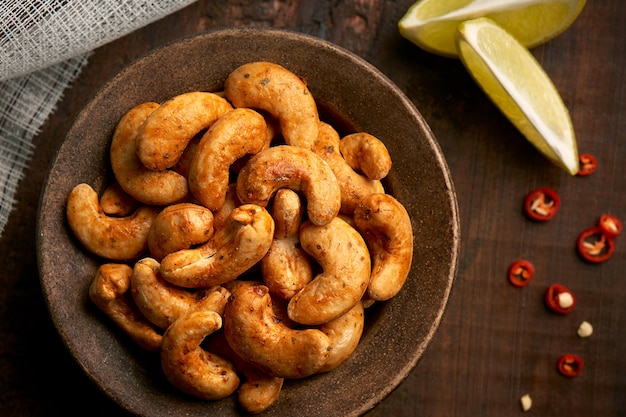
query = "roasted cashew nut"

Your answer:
(317, 300), (365, 373)
(236, 145), (341, 226)
(136, 92), (233, 171)
(147, 203), (214, 261)
(88, 263), (162, 351)
(160, 204), (274, 288)
(339, 132), (392, 181)
(160, 309), (240, 400)
(261, 189), (313, 300)
(236, 365), (284, 414)
(271, 189), (303, 238)
(223, 283), (331, 379)
(130, 257), (230, 330)
(288, 216), (370, 325)
(189, 108), (268, 210)
(67, 183), (159, 261)
(354, 193), (413, 301)
(313, 122), (385, 214)
(224, 61), (320, 149)
(99, 181), (140, 217)
(110, 101), (190, 206)
(204, 329), (284, 414)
